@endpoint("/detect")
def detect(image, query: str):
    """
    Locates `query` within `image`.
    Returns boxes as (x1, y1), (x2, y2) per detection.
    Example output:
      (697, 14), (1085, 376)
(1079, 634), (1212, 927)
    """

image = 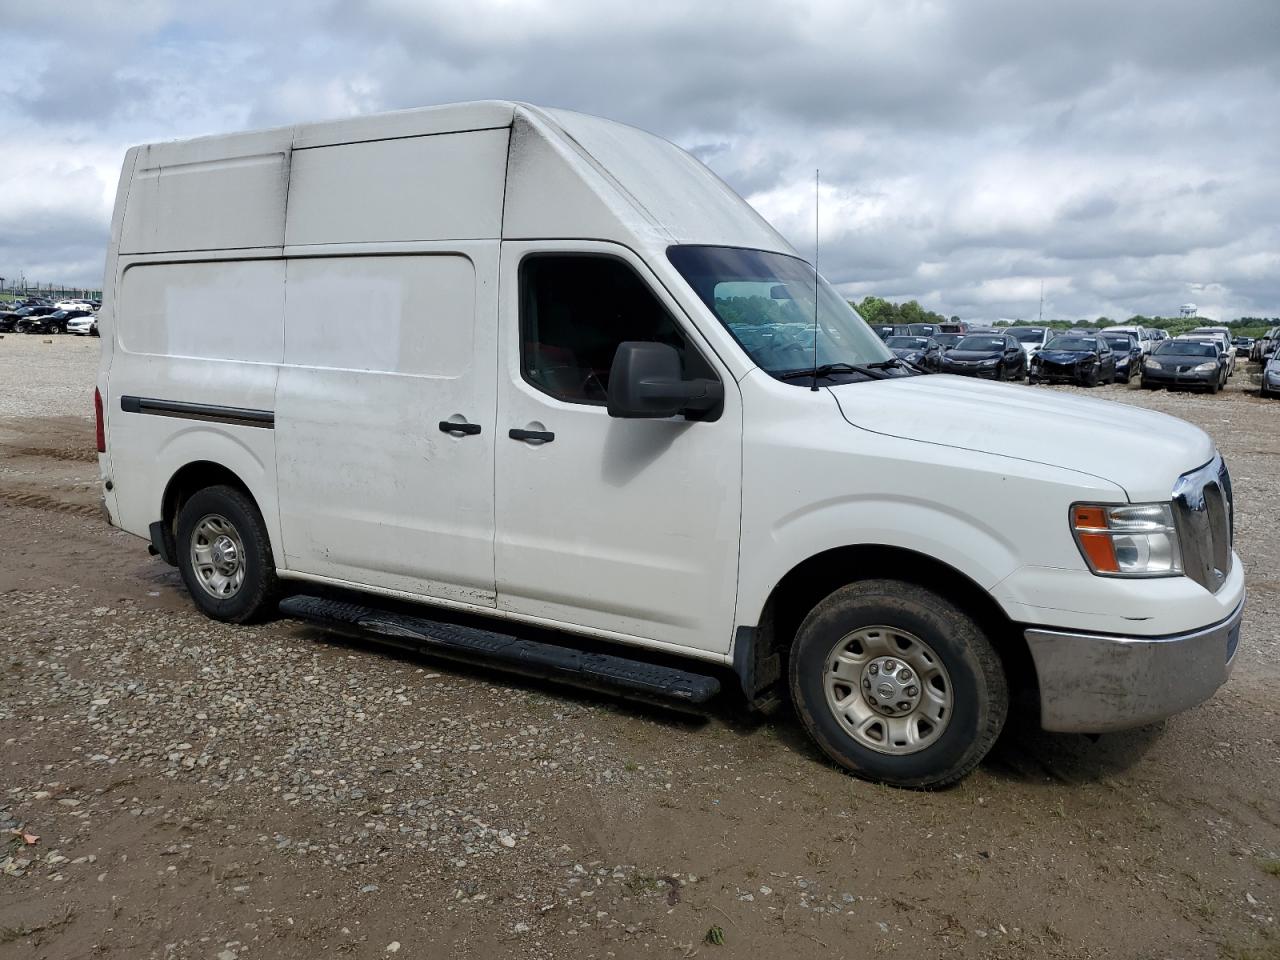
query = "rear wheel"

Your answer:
(789, 580), (1008, 788)
(175, 485), (279, 623)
